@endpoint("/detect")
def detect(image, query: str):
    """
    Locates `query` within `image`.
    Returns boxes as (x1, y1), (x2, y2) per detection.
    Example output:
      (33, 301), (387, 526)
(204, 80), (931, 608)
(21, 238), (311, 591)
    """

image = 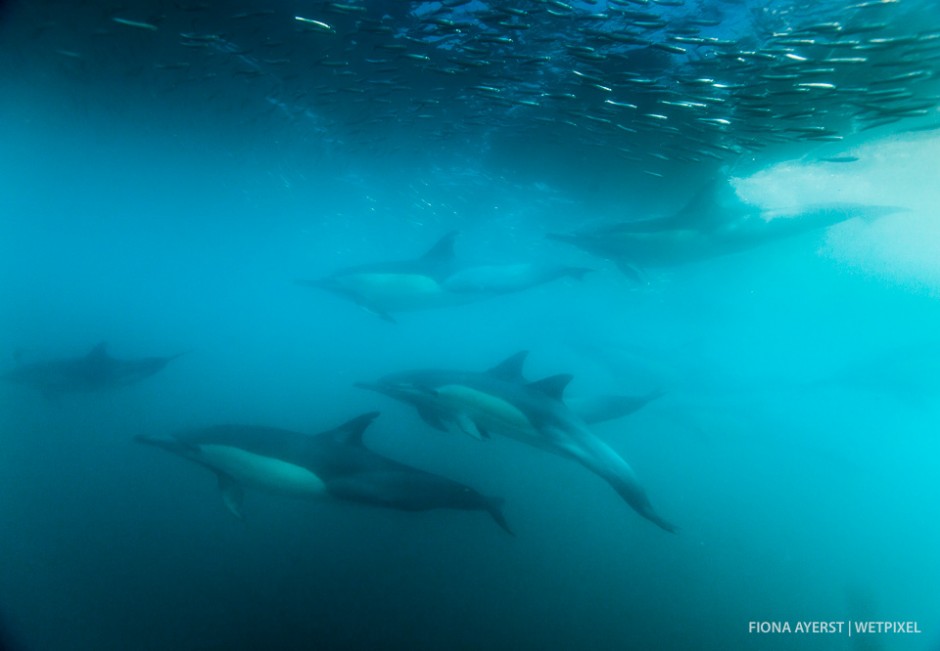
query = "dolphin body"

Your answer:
(356, 352), (677, 533)
(297, 231), (590, 322)
(548, 180), (901, 281)
(135, 412), (513, 534)
(4, 342), (184, 398)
